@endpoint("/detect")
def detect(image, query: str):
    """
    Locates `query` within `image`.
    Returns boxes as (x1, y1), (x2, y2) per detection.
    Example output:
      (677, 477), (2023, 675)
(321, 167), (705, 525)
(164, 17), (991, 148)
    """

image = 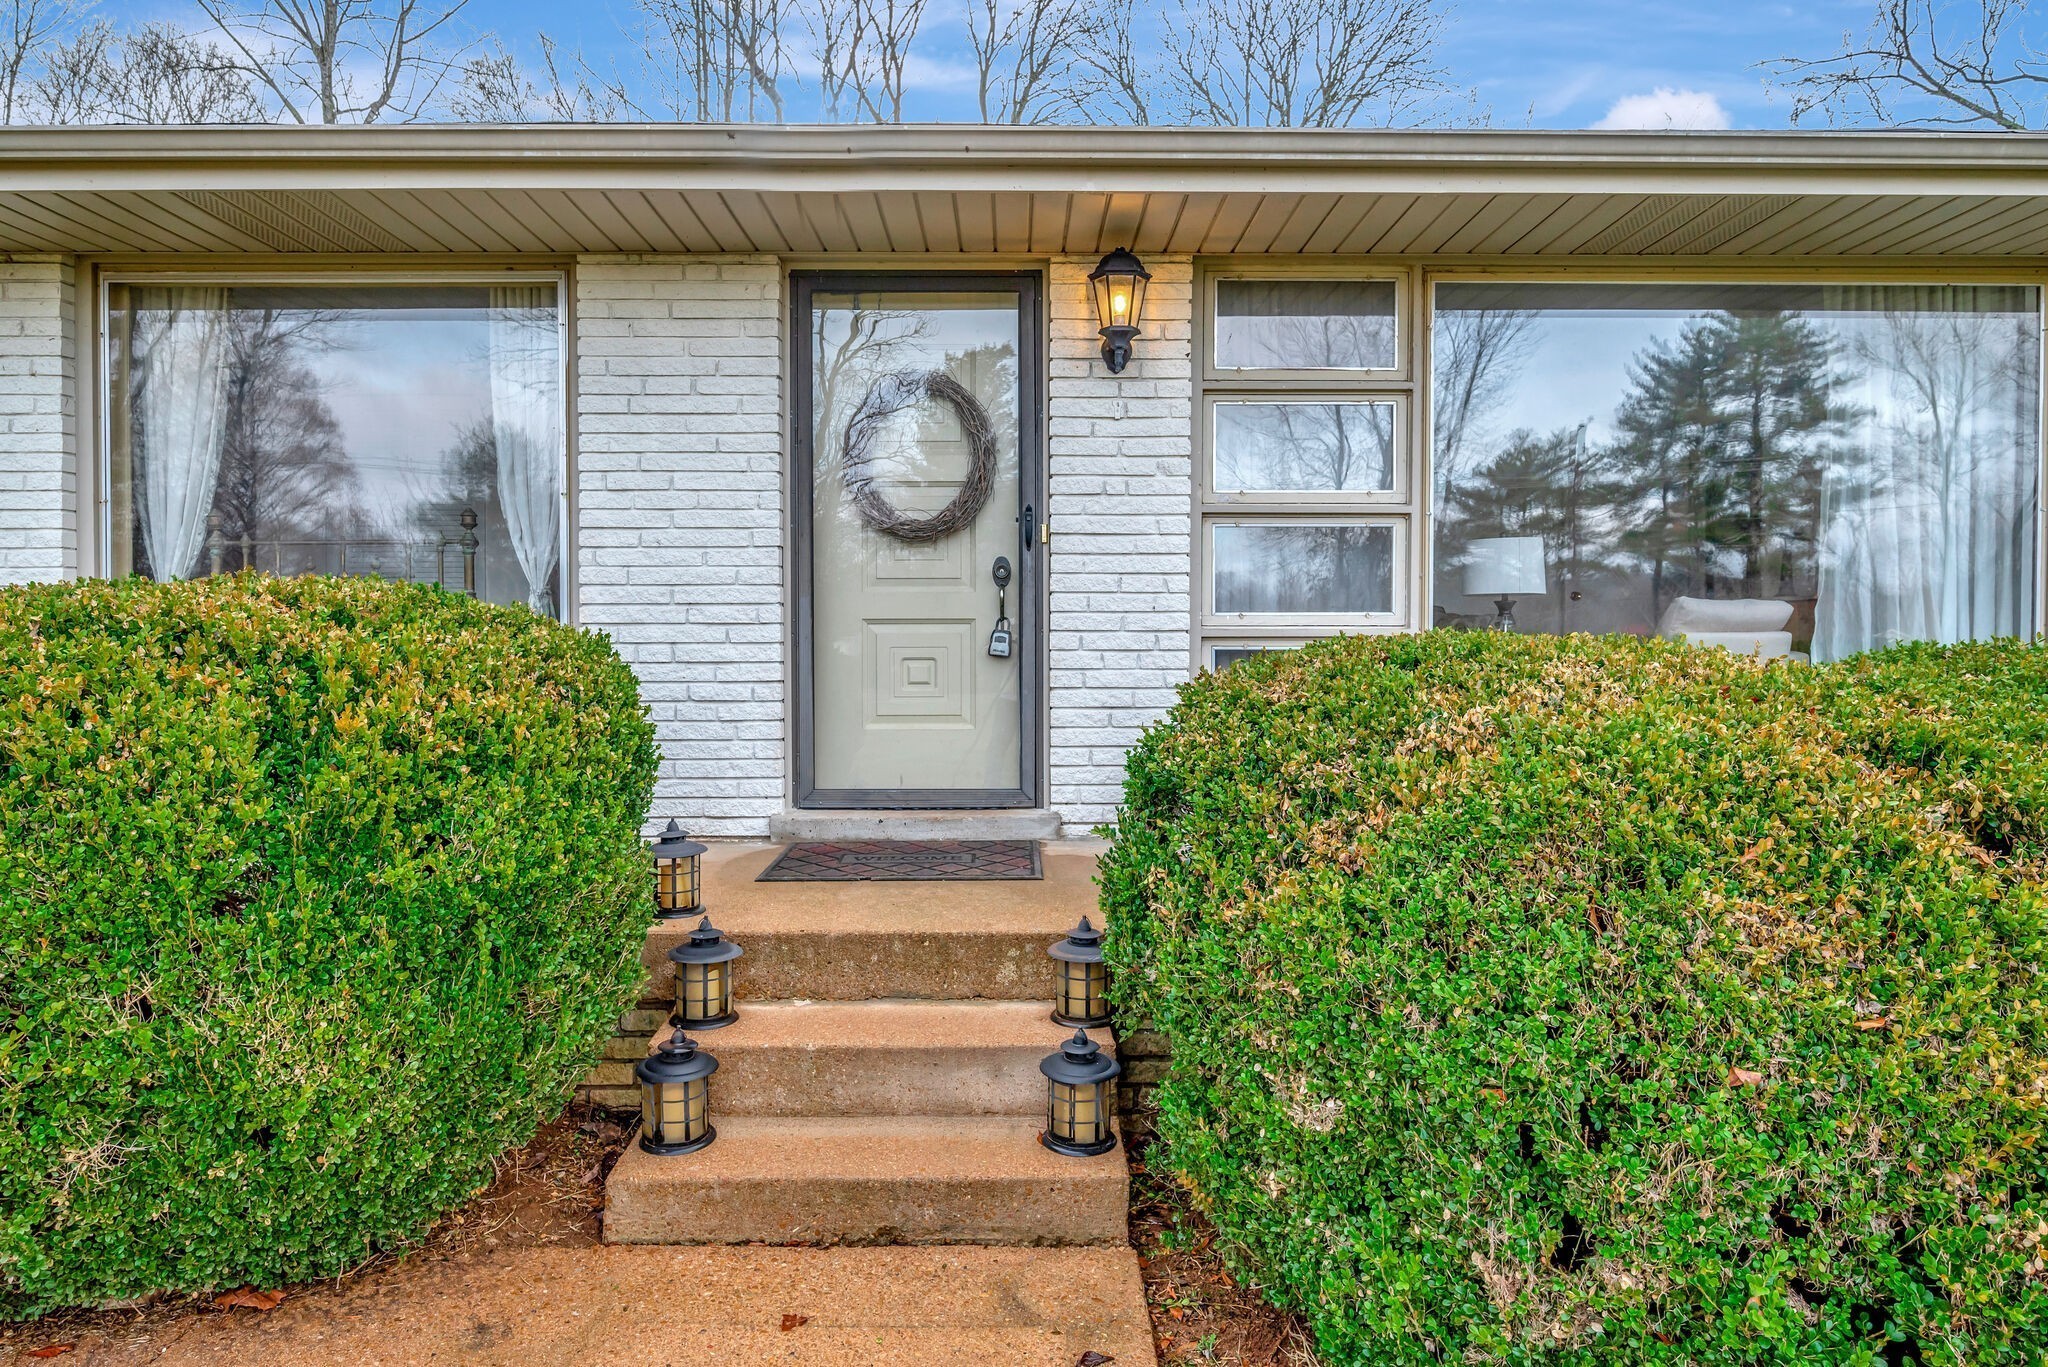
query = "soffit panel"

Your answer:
(4, 181), (2048, 258)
